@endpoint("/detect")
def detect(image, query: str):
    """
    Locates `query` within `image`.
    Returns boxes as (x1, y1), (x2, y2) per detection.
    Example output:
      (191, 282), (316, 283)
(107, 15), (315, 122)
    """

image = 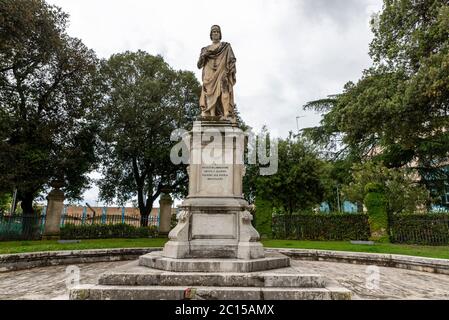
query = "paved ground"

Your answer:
(0, 259), (448, 300)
